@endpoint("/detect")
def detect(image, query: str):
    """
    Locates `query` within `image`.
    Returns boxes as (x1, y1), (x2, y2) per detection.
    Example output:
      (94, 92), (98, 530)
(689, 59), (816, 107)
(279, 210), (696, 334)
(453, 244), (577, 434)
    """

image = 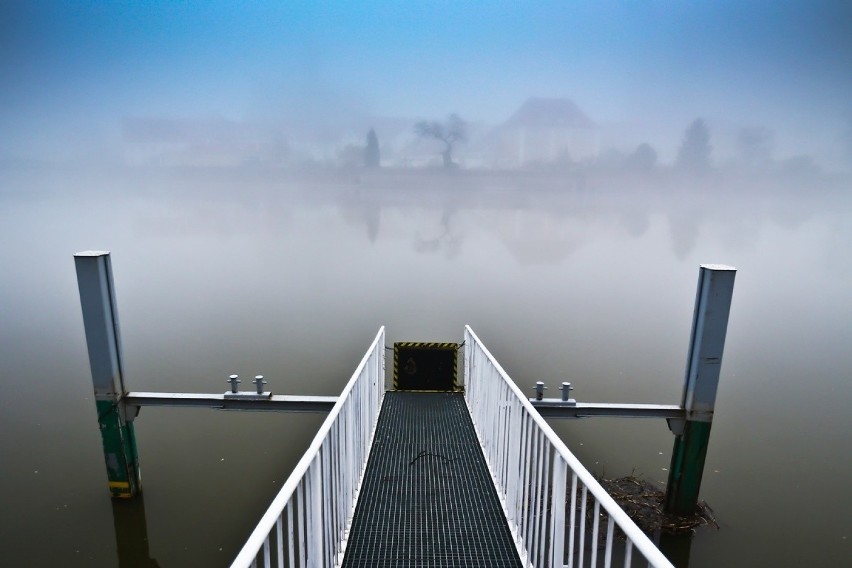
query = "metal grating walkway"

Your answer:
(342, 392), (523, 568)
